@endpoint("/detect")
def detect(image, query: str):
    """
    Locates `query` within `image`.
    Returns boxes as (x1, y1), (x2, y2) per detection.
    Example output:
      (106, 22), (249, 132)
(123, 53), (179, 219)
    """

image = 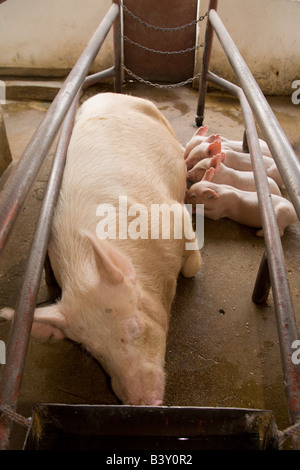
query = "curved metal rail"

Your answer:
(0, 0), (122, 450)
(196, 0), (300, 449)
